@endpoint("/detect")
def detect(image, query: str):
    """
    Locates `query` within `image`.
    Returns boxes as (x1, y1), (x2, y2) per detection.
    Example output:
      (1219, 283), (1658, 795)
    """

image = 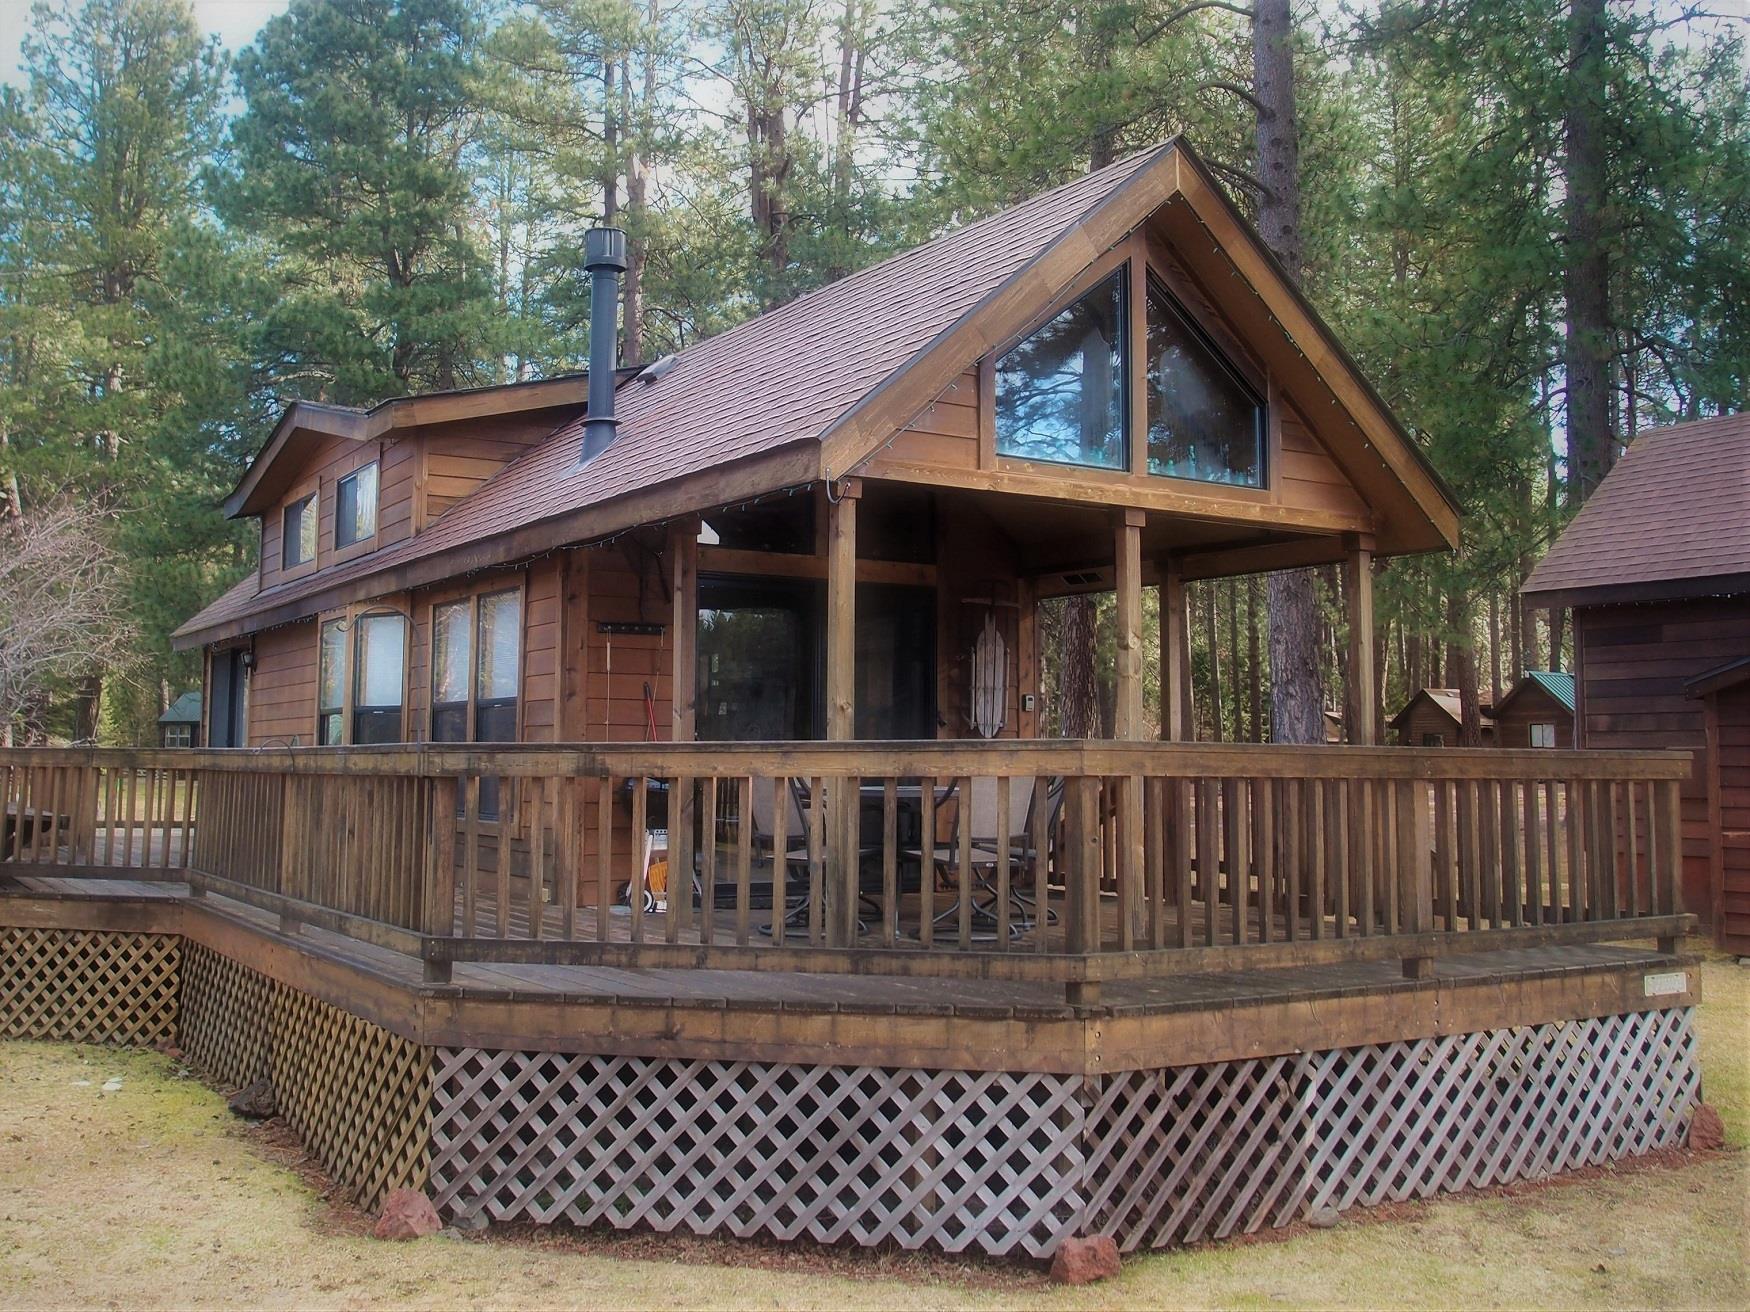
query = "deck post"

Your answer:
(1159, 555), (1190, 742)
(1395, 777), (1434, 977)
(668, 517), (699, 937)
(1344, 533), (1377, 745)
(825, 480), (861, 946)
(1113, 509), (1146, 741)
